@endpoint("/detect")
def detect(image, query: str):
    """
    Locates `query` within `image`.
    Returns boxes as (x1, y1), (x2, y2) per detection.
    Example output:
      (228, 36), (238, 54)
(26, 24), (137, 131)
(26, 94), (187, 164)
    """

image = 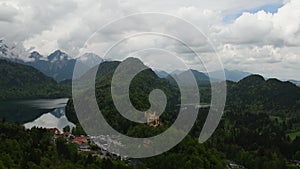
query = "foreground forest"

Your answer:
(0, 122), (135, 169)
